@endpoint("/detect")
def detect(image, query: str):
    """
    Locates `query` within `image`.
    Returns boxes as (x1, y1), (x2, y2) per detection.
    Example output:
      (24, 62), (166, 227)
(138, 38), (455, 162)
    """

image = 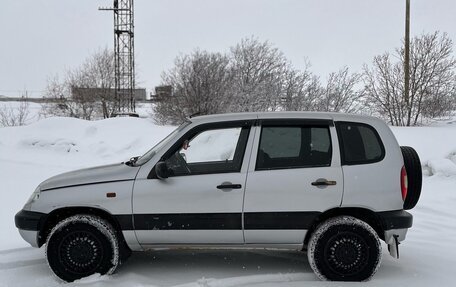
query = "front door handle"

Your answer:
(217, 183), (242, 190)
(311, 179), (337, 186)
